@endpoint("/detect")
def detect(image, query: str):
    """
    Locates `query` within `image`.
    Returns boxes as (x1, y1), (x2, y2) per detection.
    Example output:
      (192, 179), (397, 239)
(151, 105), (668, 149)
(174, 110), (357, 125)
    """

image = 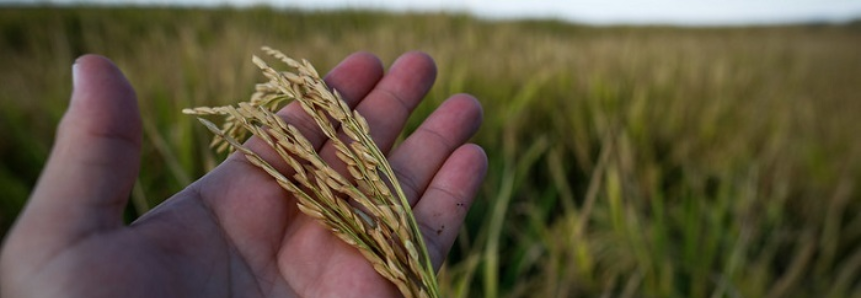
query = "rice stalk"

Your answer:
(183, 47), (439, 298)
